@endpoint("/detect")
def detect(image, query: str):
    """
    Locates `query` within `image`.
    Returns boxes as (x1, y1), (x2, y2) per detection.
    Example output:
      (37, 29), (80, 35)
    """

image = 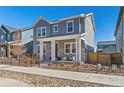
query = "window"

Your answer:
(65, 44), (71, 53)
(41, 27), (46, 37)
(37, 27), (46, 37)
(64, 42), (76, 54)
(37, 28), (41, 37)
(37, 41), (40, 44)
(37, 46), (40, 53)
(12, 33), (16, 40)
(72, 43), (76, 53)
(53, 25), (58, 32)
(1, 35), (3, 40)
(43, 44), (46, 54)
(66, 20), (74, 33)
